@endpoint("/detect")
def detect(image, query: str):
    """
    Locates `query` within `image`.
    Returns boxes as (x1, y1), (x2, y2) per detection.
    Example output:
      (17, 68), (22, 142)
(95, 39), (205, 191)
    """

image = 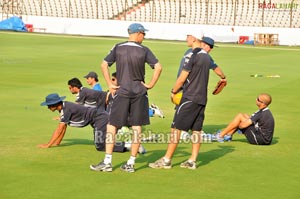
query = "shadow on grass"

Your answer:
(58, 138), (93, 147)
(133, 145), (235, 171)
(198, 145), (235, 167)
